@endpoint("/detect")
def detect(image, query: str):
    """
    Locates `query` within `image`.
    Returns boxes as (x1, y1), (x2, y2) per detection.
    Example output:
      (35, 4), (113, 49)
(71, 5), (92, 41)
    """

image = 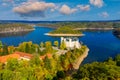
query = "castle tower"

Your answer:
(46, 33), (84, 49)
(61, 36), (81, 49)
